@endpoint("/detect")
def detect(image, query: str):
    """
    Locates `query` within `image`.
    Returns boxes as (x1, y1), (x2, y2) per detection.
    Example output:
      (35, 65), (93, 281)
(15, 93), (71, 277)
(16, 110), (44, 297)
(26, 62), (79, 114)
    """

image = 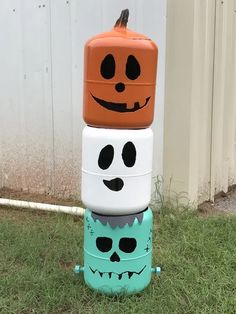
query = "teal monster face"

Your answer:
(83, 208), (153, 294)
